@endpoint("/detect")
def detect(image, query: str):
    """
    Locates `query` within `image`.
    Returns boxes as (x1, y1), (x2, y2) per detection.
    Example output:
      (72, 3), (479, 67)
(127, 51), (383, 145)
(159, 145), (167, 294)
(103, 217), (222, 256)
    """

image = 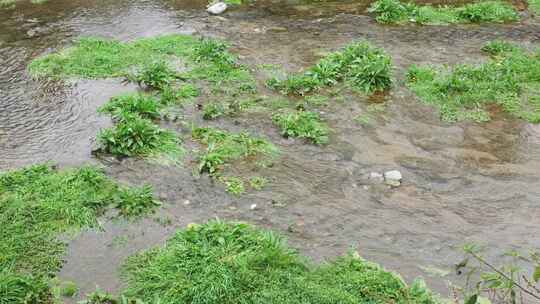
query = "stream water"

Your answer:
(1, 0), (540, 301)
